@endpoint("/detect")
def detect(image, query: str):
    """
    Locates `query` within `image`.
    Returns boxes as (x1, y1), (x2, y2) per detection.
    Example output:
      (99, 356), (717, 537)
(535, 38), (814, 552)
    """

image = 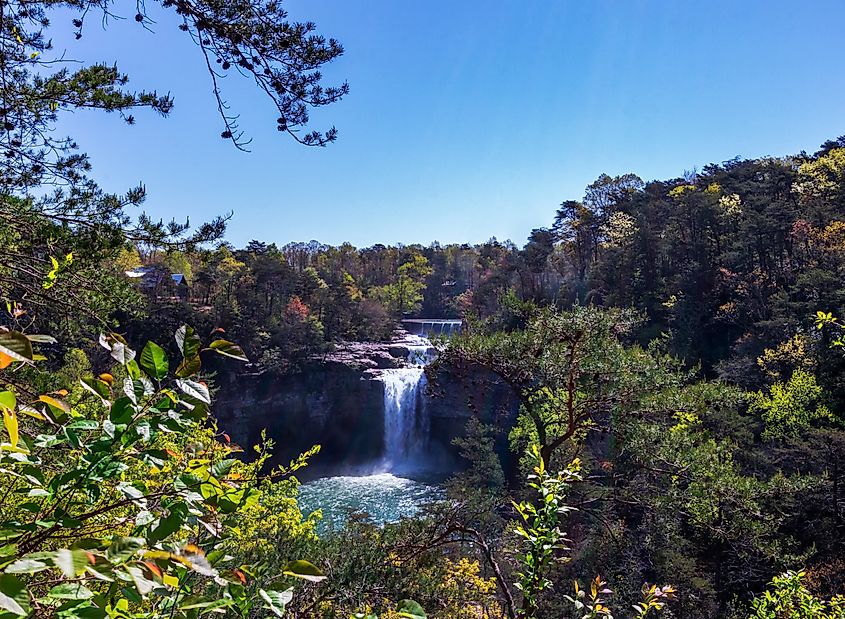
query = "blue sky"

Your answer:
(54, 0), (845, 248)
